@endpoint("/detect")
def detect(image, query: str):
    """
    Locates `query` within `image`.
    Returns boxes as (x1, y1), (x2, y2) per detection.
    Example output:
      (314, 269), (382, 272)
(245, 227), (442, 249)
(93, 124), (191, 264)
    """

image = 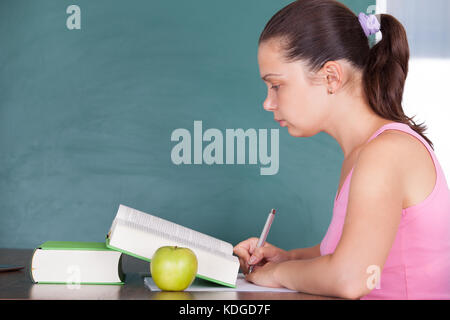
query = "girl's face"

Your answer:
(258, 40), (331, 137)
